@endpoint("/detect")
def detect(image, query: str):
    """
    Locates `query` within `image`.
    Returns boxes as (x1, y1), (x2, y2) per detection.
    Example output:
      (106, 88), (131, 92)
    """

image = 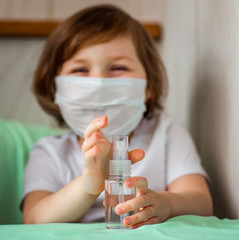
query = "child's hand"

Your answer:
(115, 177), (171, 229)
(81, 116), (111, 196)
